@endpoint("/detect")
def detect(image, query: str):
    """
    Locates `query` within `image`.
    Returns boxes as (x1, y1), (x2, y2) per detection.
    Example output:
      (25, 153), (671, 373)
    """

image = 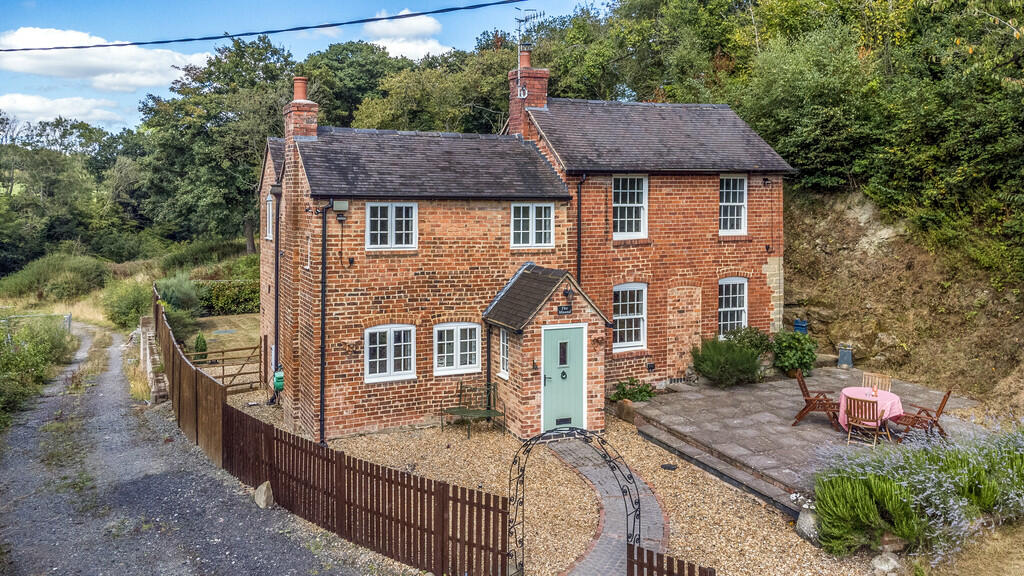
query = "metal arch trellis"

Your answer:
(507, 426), (641, 576)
